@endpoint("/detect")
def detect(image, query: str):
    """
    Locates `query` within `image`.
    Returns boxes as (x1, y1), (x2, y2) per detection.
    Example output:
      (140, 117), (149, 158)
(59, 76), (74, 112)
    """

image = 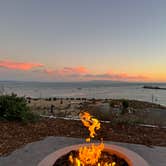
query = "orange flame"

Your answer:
(69, 143), (104, 165)
(69, 112), (116, 166)
(79, 112), (100, 140)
